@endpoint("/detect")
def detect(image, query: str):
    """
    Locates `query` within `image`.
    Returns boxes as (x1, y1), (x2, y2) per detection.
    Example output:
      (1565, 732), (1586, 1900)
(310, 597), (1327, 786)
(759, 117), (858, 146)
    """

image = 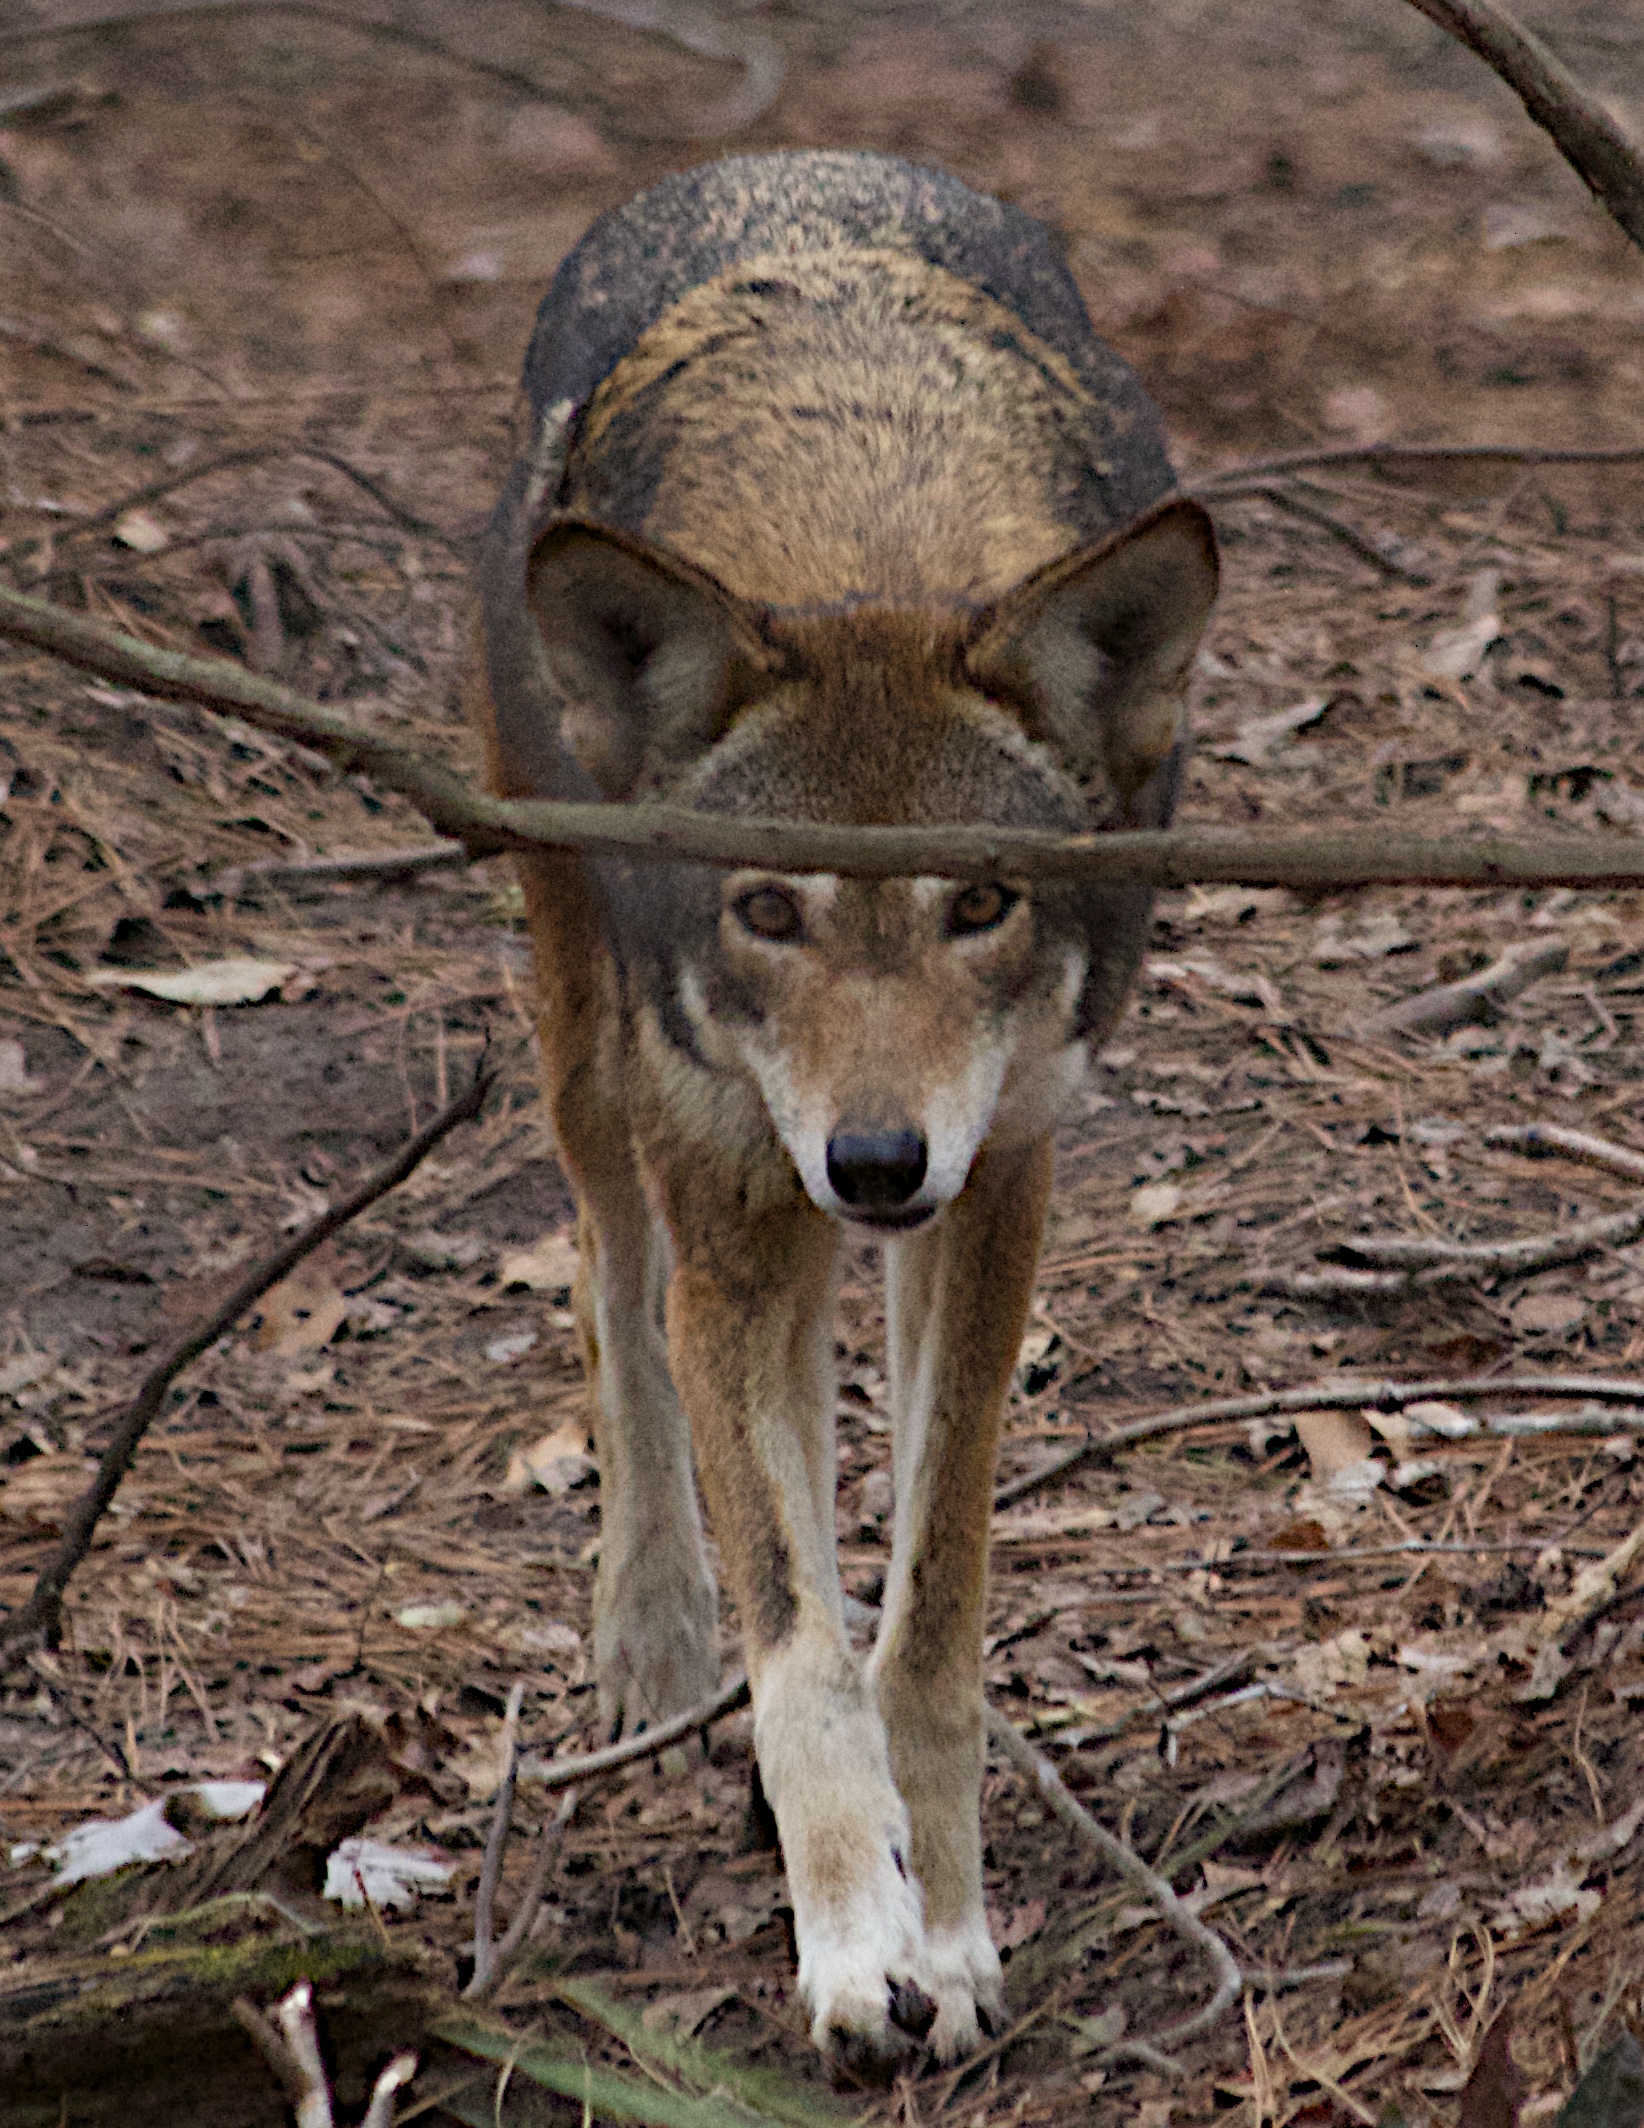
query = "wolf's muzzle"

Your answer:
(825, 1128), (928, 1214)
